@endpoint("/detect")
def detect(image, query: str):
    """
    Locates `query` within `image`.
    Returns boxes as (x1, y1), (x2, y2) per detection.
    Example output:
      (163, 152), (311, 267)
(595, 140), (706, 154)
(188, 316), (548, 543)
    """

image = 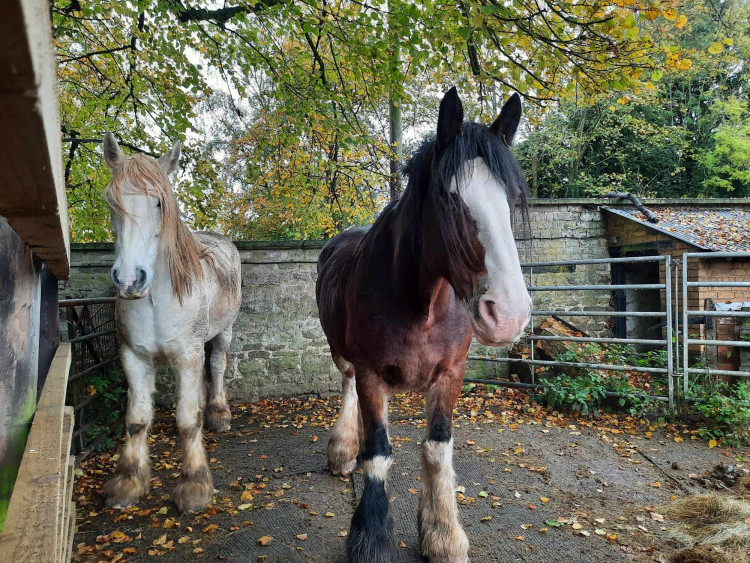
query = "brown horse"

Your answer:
(316, 88), (532, 562)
